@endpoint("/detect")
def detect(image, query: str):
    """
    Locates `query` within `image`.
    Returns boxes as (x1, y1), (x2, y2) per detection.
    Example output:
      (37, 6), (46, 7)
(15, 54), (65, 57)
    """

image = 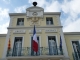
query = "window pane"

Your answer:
(12, 37), (22, 56)
(17, 18), (24, 26)
(46, 17), (53, 25)
(48, 36), (57, 55)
